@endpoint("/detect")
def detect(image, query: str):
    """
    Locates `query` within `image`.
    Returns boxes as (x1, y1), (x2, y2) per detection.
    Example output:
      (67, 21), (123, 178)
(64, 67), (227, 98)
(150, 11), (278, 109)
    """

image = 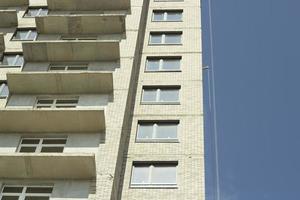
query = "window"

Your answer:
(149, 32), (182, 45)
(146, 57), (181, 71)
(17, 137), (67, 153)
(24, 7), (48, 17)
(152, 10), (183, 22)
(12, 29), (37, 41)
(0, 54), (24, 67)
(142, 87), (180, 104)
(35, 97), (79, 109)
(61, 36), (97, 41)
(49, 64), (88, 71)
(0, 185), (53, 200)
(131, 162), (177, 187)
(0, 83), (9, 99)
(137, 121), (179, 142)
